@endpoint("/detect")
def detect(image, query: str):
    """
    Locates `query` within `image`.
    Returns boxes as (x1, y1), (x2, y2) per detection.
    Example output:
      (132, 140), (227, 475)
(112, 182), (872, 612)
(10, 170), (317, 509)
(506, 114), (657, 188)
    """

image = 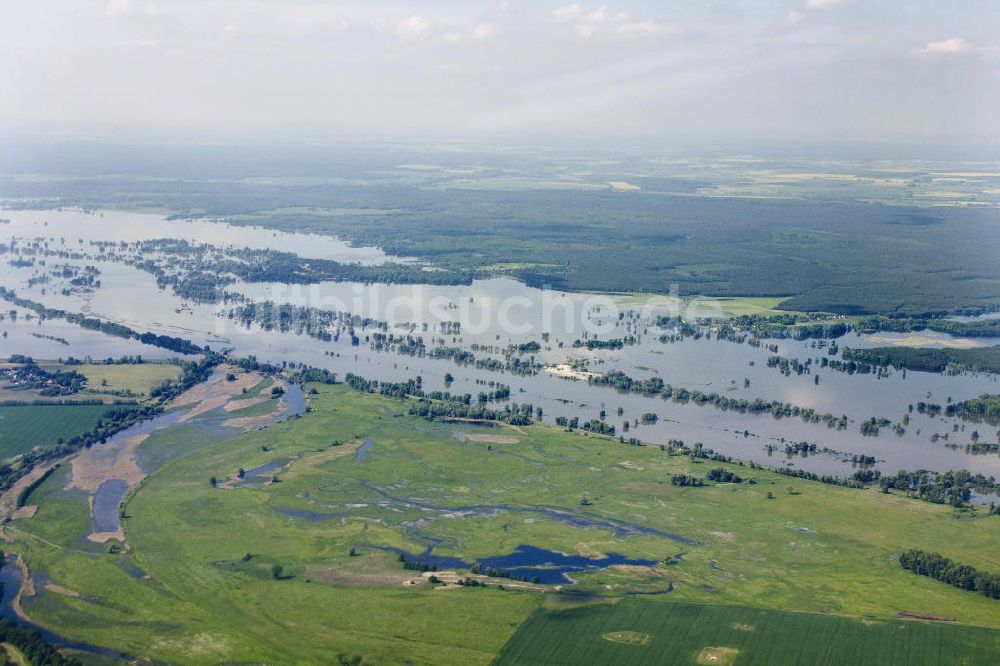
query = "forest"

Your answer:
(2, 142), (999, 316)
(841, 346), (1000, 374)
